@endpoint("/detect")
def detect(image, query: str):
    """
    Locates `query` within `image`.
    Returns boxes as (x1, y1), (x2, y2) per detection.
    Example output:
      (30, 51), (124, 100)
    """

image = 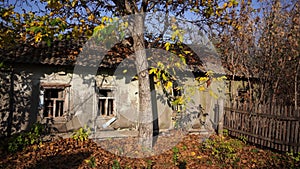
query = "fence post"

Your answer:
(218, 99), (224, 136)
